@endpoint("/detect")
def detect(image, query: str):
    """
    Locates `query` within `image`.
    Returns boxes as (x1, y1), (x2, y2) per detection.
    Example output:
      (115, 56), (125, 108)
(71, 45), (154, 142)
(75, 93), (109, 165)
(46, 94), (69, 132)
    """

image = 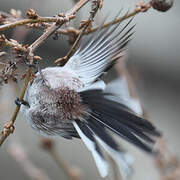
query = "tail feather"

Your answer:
(86, 119), (133, 179)
(86, 118), (123, 152)
(94, 135), (133, 179)
(92, 111), (155, 153)
(73, 119), (133, 179)
(80, 89), (161, 154)
(73, 120), (108, 177)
